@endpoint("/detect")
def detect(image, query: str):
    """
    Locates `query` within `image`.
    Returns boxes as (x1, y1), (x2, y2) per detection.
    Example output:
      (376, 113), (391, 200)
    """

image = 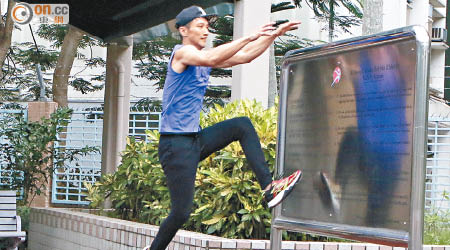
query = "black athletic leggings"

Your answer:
(150, 117), (273, 250)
